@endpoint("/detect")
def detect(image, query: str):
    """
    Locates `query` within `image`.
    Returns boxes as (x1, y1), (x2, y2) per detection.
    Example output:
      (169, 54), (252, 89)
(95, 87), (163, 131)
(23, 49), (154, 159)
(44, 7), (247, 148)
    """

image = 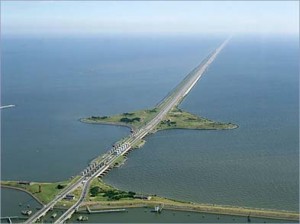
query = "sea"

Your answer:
(1, 34), (298, 221)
